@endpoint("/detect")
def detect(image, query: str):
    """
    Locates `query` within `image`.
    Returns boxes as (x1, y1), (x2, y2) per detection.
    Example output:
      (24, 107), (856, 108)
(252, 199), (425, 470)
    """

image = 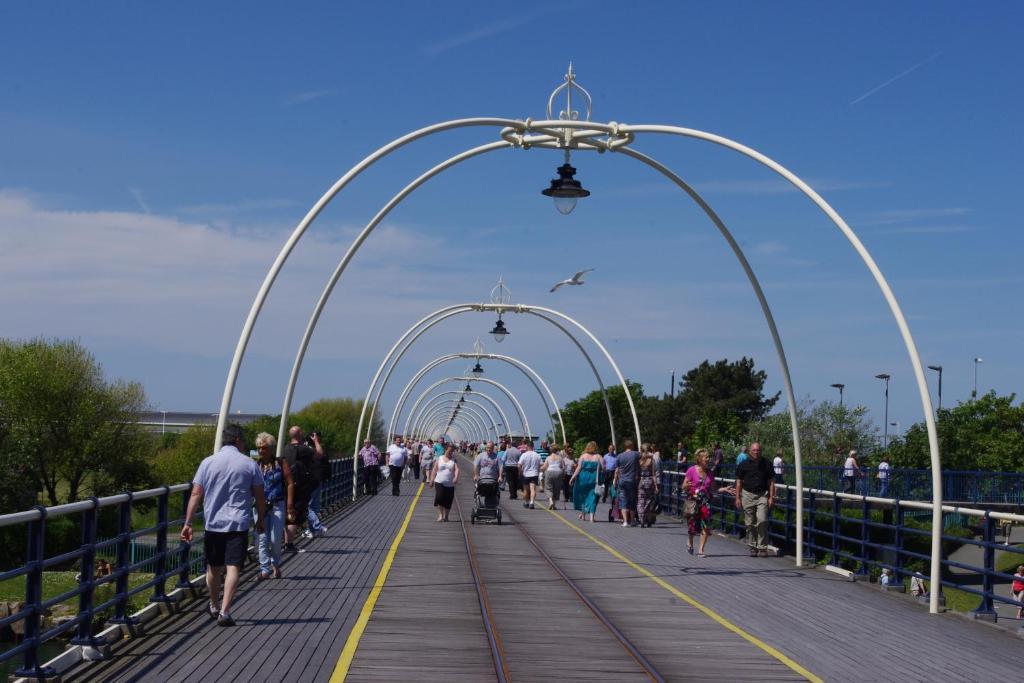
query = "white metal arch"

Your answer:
(218, 114), (941, 611)
(409, 396), (496, 441)
(386, 352), (566, 446)
(415, 404), (484, 443)
(404, 385), (512, 443)
(357, 303), (616, 461)
(400, 376), (529, 442)
(416, 394), (501, 438)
